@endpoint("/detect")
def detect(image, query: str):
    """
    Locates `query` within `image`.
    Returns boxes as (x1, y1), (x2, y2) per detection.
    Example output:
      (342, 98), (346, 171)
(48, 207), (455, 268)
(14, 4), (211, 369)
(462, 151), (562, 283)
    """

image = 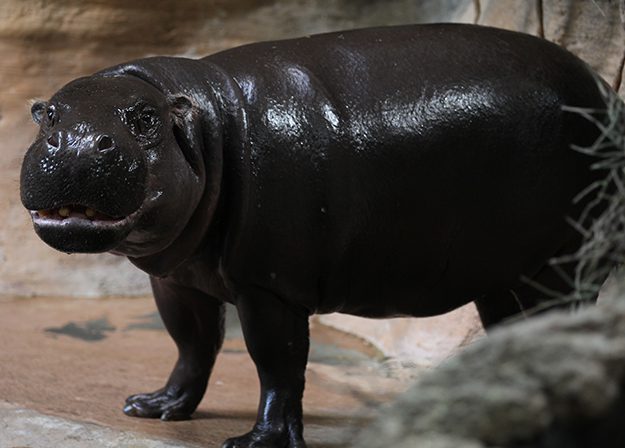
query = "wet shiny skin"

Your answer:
(20, 24), (614, 447)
